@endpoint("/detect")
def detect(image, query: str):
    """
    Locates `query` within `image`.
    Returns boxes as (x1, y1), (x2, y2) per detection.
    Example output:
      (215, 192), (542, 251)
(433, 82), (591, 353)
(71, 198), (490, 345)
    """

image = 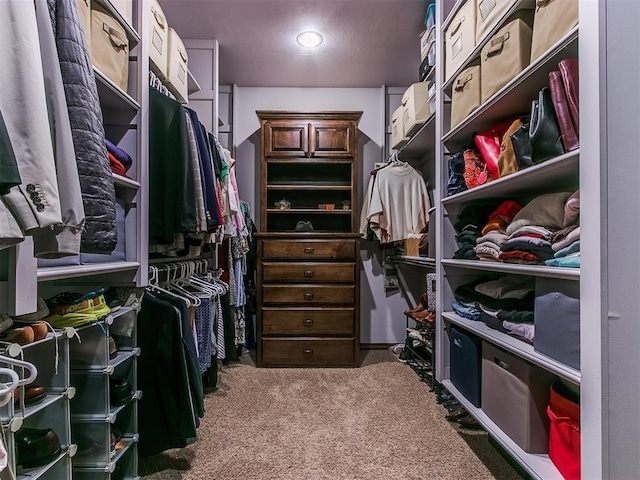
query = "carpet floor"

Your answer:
(140, 349), (521, 480)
